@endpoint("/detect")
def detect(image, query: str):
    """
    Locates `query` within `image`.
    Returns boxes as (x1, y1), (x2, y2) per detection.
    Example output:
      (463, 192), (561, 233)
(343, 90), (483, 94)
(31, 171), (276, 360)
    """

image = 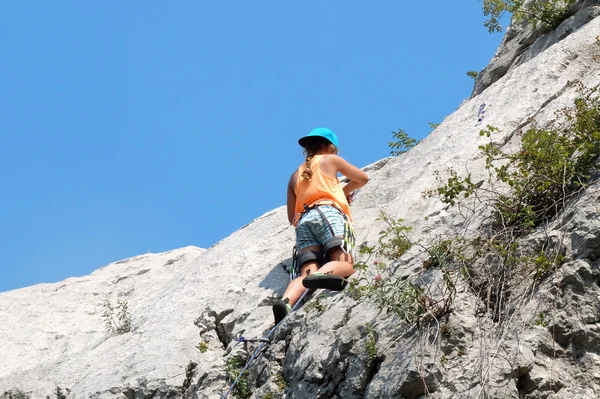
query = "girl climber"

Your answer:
(273, 127), (370, 324)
